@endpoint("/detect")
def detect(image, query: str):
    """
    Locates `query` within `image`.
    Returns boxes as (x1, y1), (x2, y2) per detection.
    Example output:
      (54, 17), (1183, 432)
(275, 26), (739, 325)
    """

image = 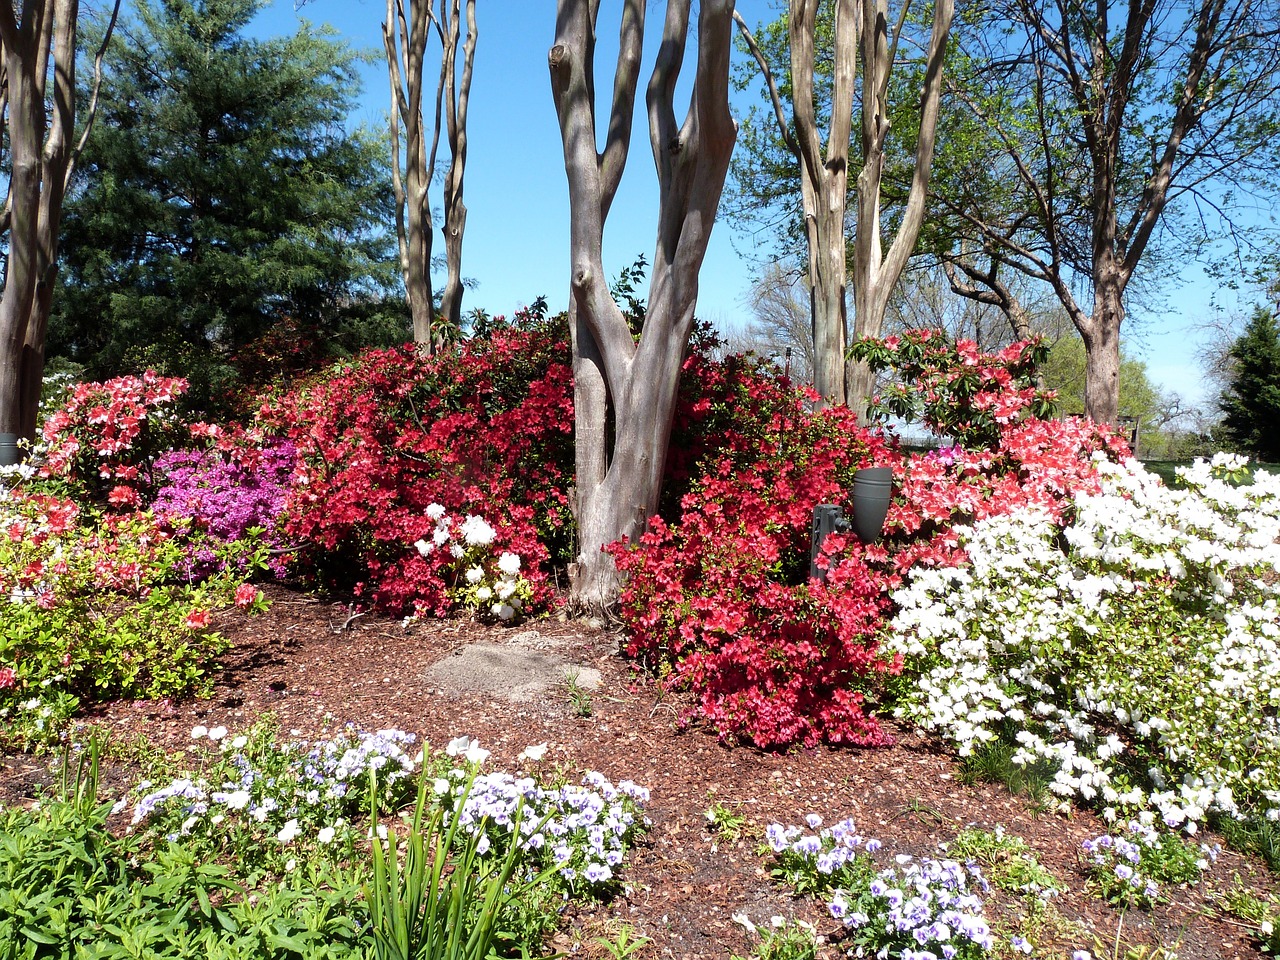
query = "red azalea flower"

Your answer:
(183, 609), (212, 630)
